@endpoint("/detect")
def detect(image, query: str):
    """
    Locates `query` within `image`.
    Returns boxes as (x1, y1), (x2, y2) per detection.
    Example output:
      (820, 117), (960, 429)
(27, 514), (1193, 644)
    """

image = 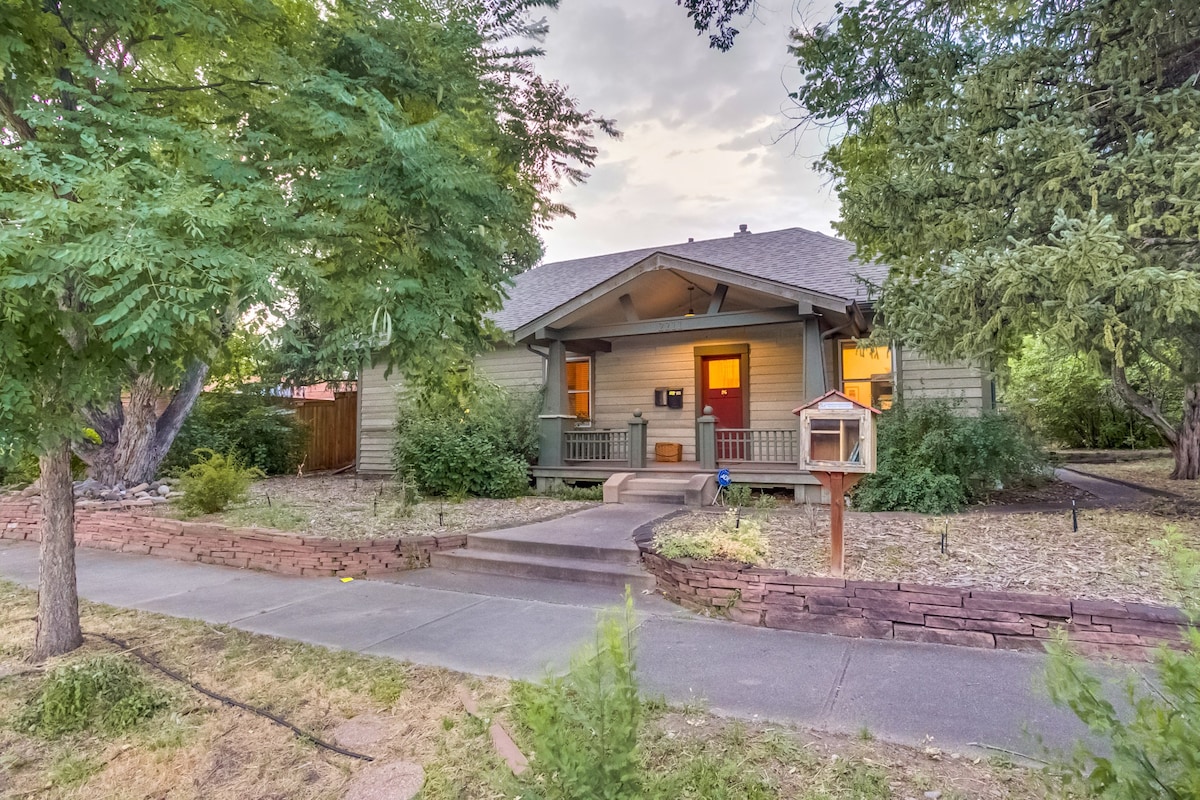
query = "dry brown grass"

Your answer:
(172, 475), (597, 539)
(656, 505), (1199, 605)
(0, 580), (1056, 799)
